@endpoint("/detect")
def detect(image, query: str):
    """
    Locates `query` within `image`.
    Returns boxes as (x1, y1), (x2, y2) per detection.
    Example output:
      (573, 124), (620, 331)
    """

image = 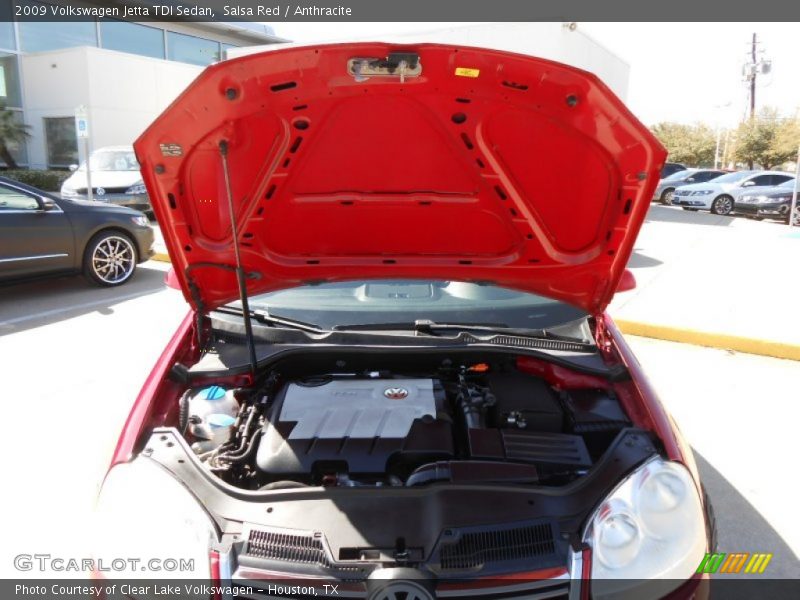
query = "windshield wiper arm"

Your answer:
(334, 319), (550, 338)
(217, 306), (326, 333)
